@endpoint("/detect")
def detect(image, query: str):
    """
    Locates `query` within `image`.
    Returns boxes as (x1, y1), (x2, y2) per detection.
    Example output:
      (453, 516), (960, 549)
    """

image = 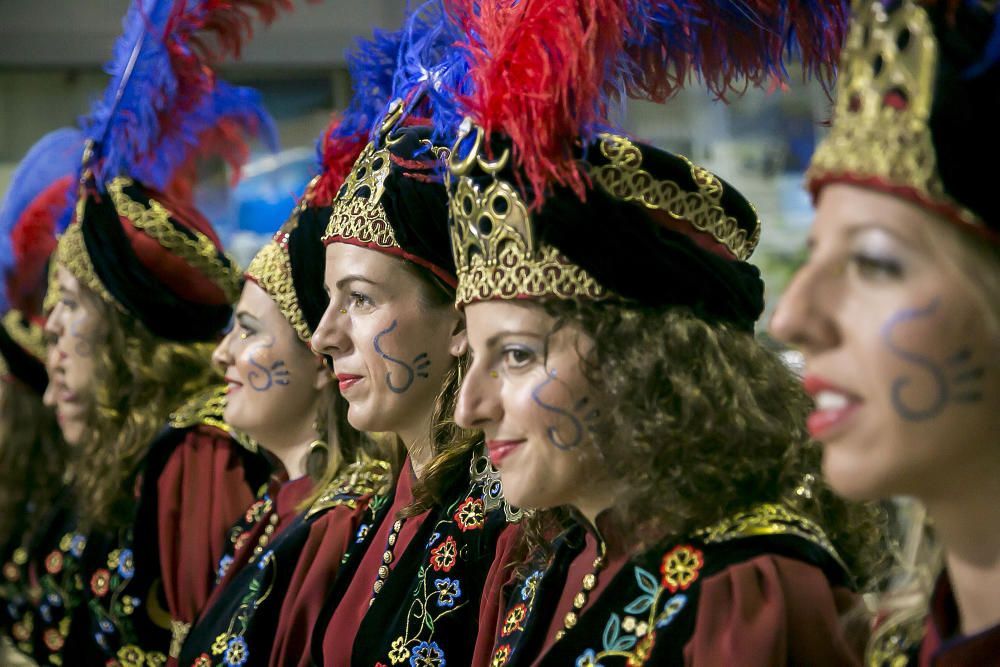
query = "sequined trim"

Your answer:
(245, 210), (312, 343)
(695, 502), (845, 572)
(865, 608), (926, 667)
(807, 0), (981, 228)
(589, 134), (759, 261)
(168, 385), (258, 453)
(106, 177), (242, 303)
(305, 458), (392, 520)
